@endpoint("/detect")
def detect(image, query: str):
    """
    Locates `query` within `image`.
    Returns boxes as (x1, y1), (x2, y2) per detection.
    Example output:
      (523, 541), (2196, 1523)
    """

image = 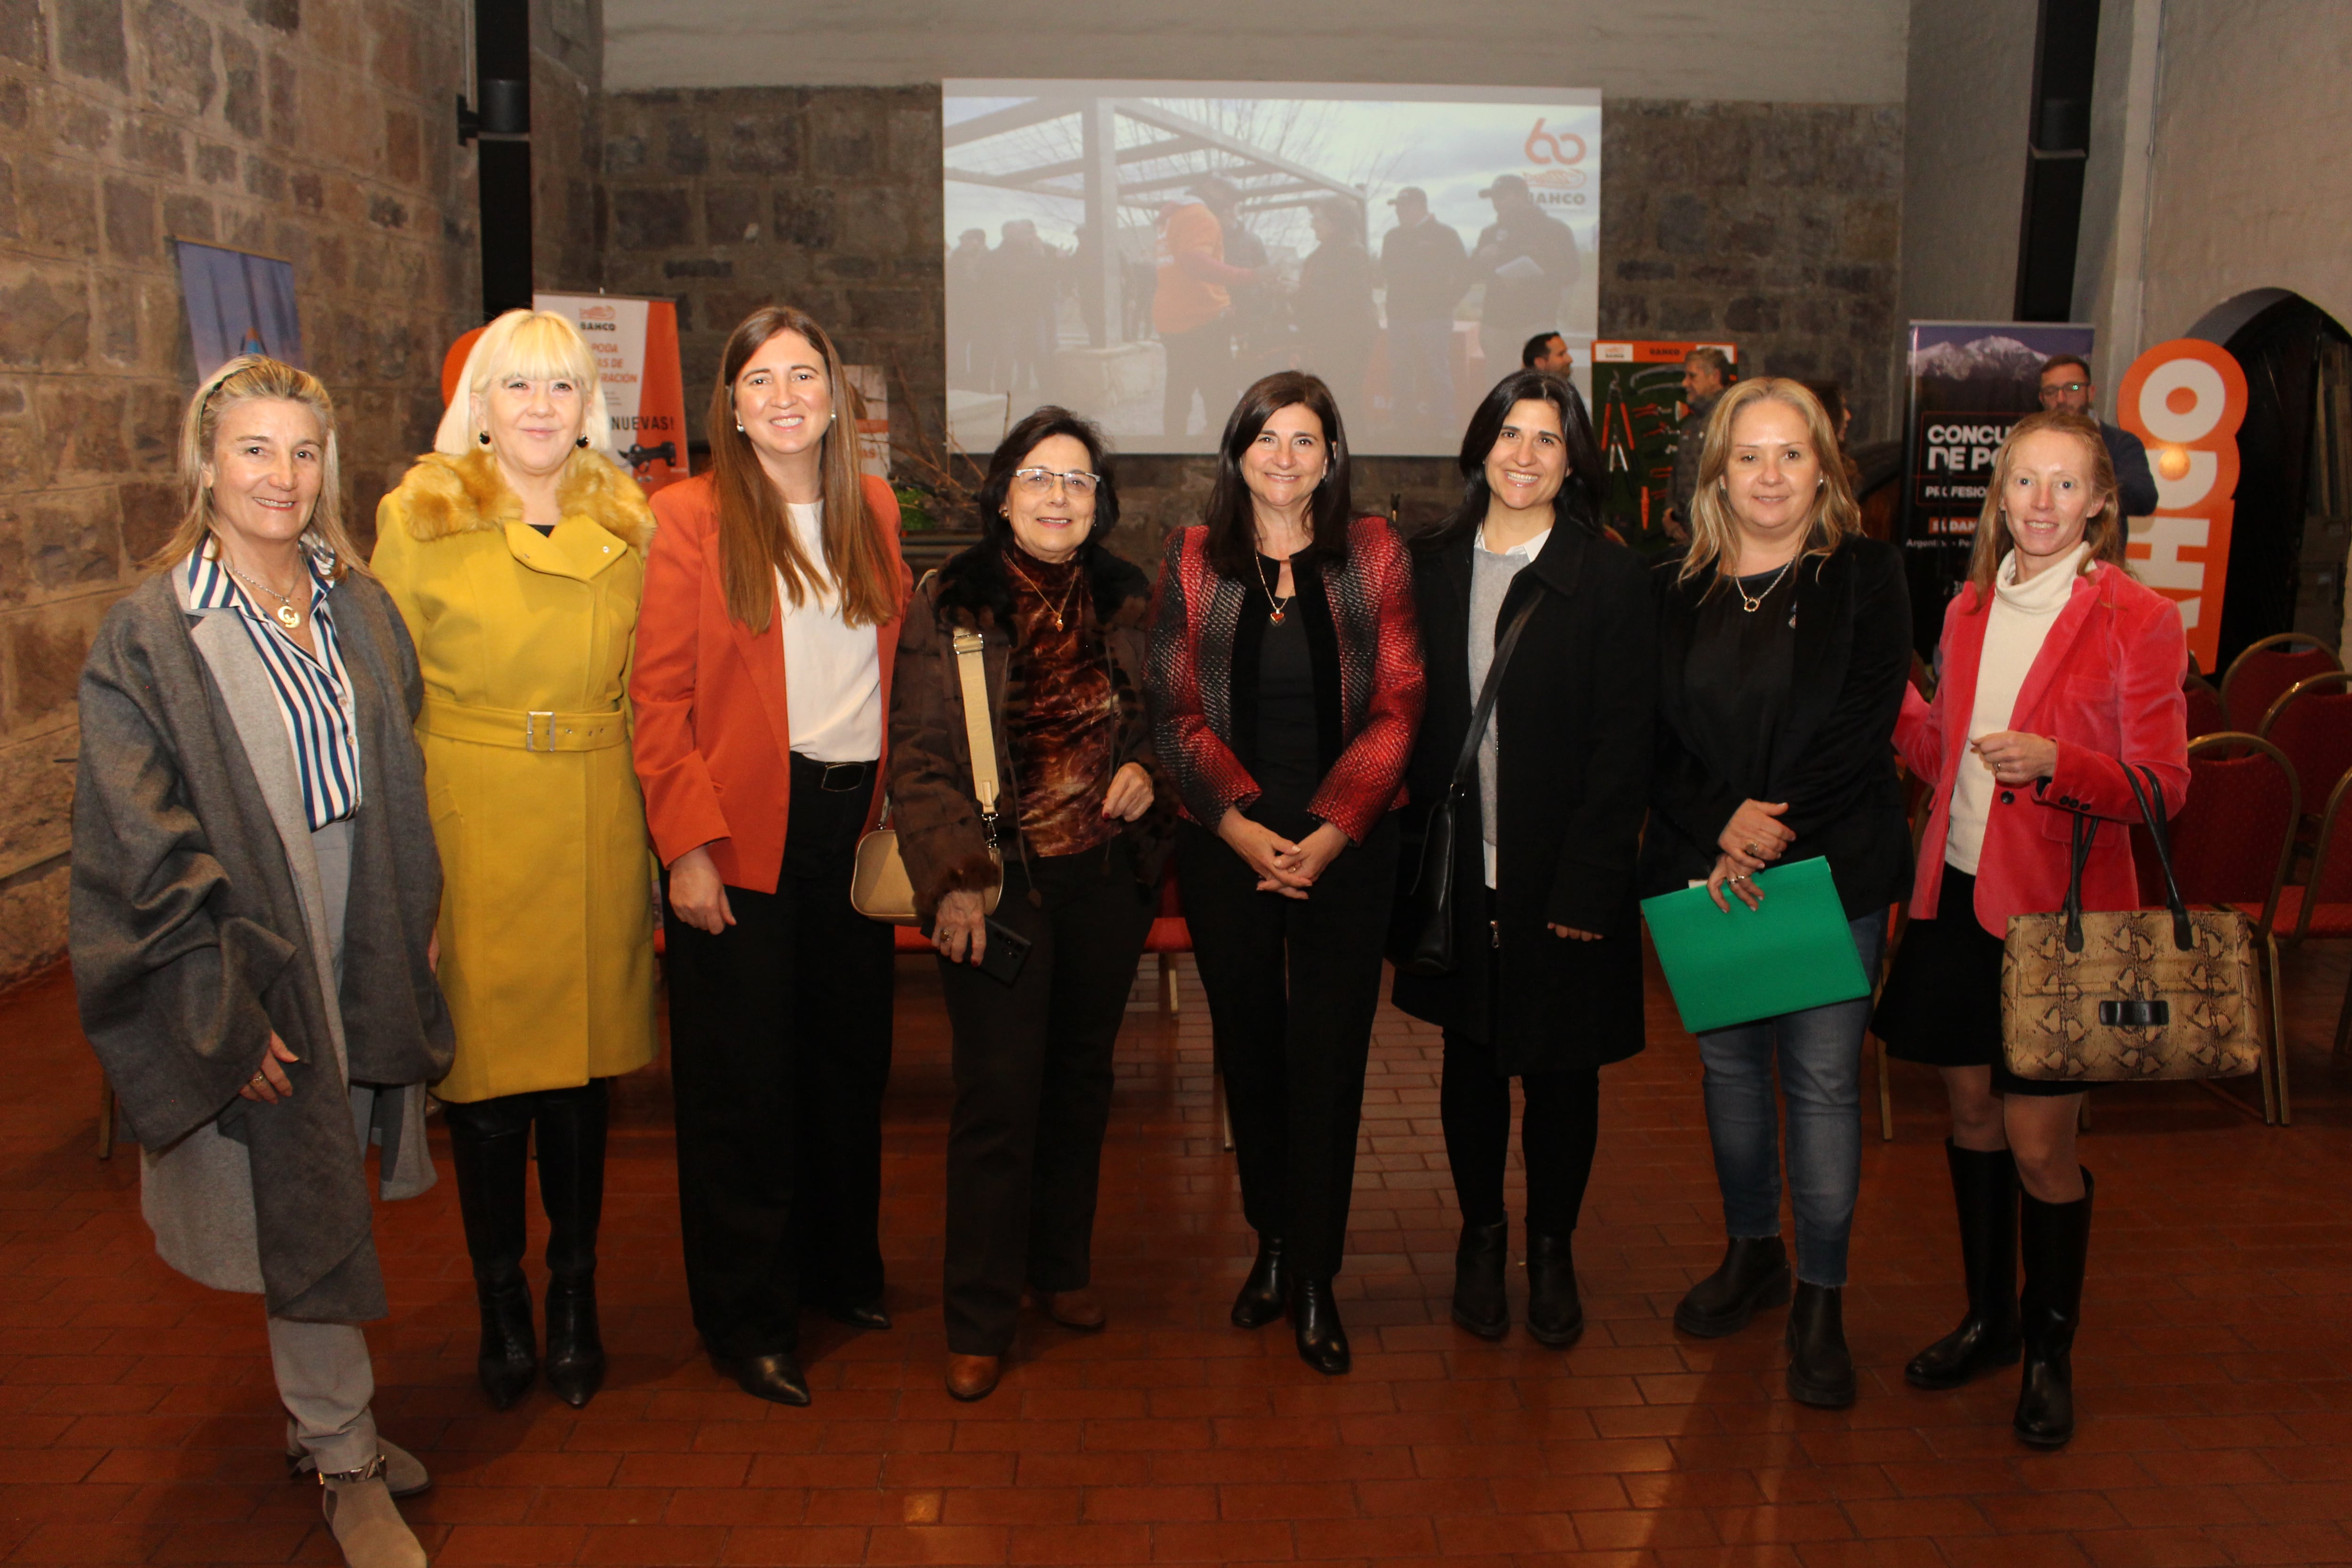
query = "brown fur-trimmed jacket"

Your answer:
(886, 539), (1178, 927)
